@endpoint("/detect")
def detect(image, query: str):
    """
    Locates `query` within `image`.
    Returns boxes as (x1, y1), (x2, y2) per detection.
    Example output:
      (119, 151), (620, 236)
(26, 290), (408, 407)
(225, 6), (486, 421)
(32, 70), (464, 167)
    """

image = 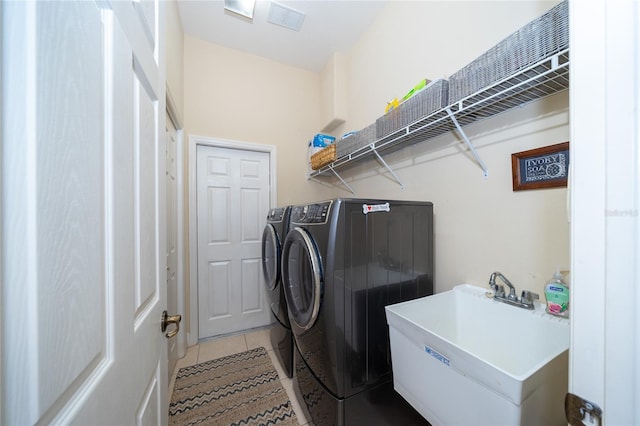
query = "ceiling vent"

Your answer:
(267, 1), (306, 32)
